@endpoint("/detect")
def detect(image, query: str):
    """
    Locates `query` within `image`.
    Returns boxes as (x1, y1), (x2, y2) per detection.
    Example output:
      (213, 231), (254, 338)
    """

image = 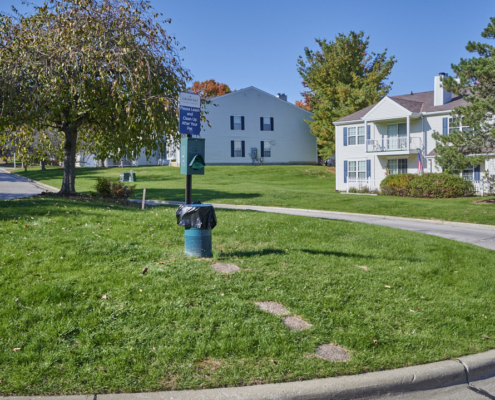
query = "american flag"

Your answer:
(417, 152), (424, 174)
